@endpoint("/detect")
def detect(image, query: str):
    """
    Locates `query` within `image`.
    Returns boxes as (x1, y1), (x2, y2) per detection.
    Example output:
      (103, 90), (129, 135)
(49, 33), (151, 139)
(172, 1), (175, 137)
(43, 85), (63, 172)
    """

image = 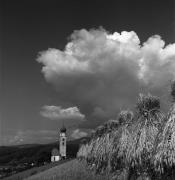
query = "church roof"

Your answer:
(51, 148), (60, 156)
(60, 125), (66, 133)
